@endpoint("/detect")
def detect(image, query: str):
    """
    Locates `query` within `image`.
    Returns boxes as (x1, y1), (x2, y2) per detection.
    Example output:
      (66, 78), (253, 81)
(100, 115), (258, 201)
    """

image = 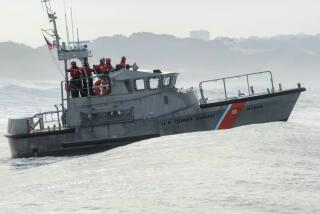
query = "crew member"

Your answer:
(120, 56), (126, 68)
(81, 58), (93, 97)
(96, 58), (108, 75)
(106, 58), (113, 73)
(115, 56), (127, 71)
(68, 61), (82, 98)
